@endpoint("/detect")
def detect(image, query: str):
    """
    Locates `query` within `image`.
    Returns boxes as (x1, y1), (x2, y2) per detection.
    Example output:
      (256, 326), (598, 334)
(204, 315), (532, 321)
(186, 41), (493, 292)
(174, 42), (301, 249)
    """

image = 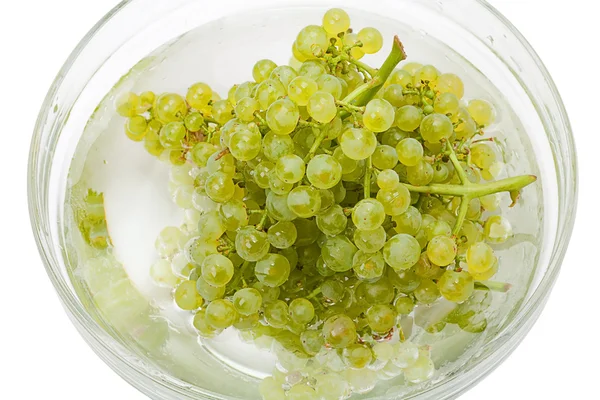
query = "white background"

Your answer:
(0, 0), (597, 398)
